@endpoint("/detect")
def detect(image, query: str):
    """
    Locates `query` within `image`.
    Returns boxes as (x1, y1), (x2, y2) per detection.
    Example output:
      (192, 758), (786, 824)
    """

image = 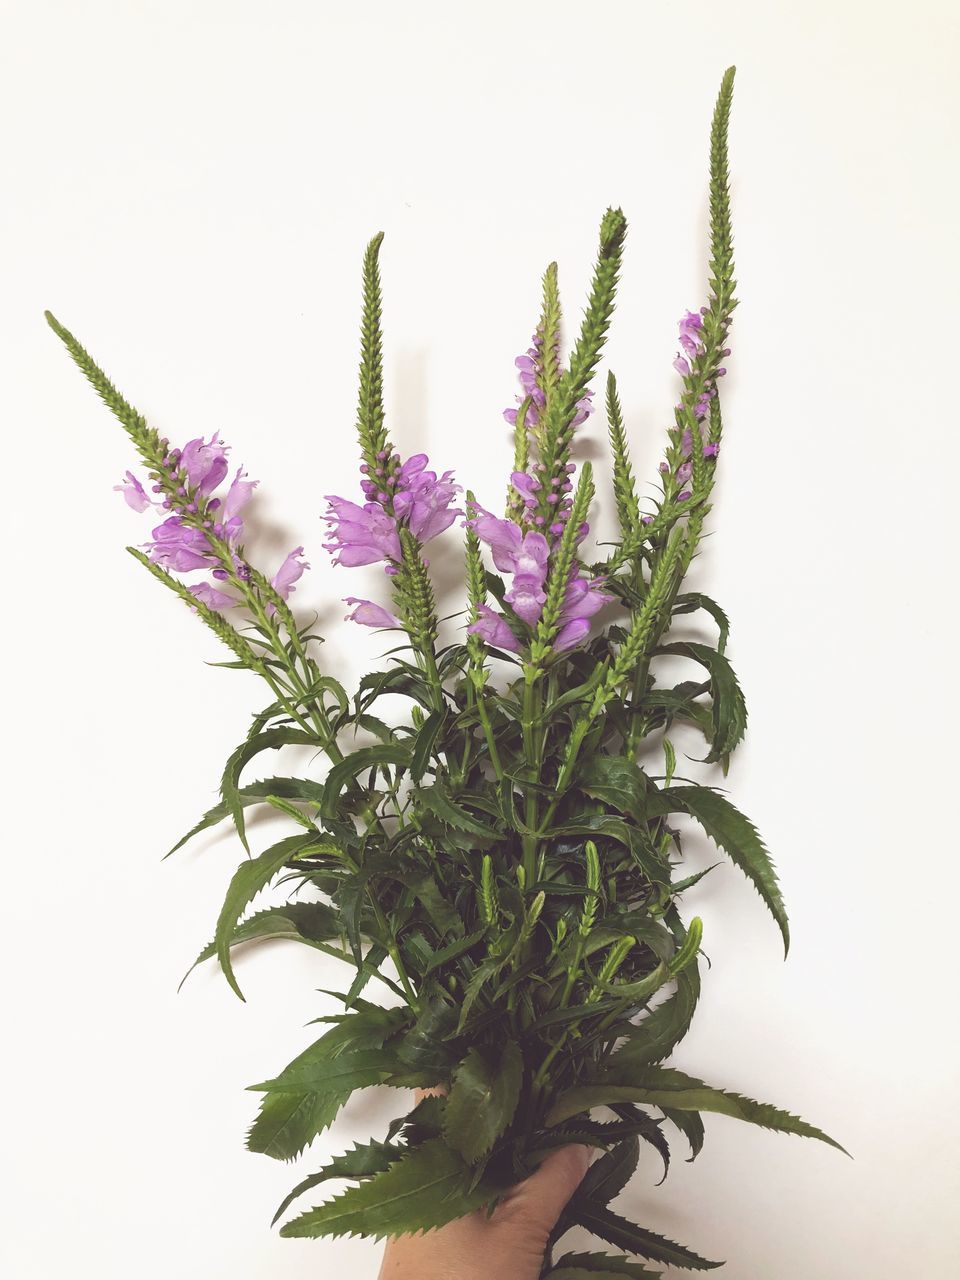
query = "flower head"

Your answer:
(188, 581), (238, 611)
(146, 516), (219, 571)
(323, 497), (402, 567)
(179, 433), (230, 494)
(467, 604), (521, 653)
(344, 598), (399, 629)
(554, 573), (613, 652)
(272, 547), (309, 600)
(114, 470), (152, 512)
